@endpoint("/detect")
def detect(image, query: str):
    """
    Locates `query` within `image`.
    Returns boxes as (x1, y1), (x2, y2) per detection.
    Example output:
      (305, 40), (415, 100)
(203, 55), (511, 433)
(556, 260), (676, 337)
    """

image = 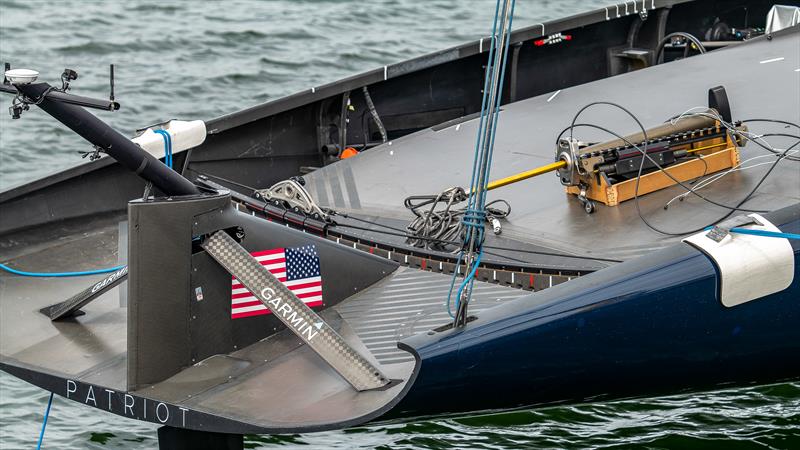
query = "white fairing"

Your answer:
(765, 5), (800, 34)
(683, 214), (795, 307)
(131, 120), (206, 159)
